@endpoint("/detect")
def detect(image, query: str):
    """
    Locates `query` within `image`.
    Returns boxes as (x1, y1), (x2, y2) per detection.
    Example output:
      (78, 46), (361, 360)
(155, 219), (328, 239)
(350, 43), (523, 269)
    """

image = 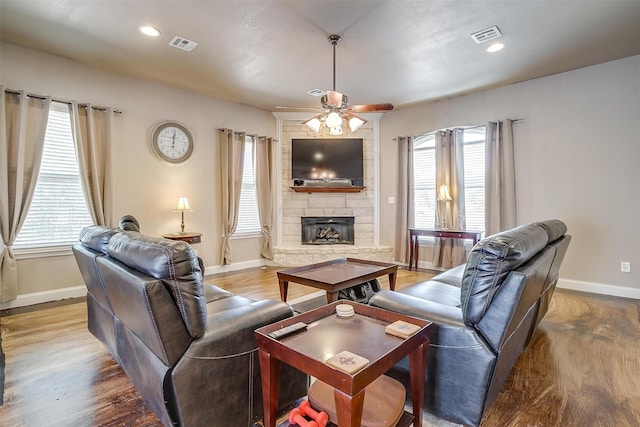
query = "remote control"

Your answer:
(268, 322), (308, 339)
